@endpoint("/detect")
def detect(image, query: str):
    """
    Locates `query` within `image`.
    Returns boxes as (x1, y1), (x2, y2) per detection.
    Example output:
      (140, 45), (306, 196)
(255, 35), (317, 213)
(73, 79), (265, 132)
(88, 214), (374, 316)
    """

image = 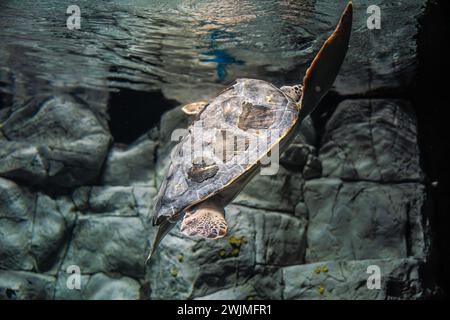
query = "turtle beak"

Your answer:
(146, 218), (176, 265)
